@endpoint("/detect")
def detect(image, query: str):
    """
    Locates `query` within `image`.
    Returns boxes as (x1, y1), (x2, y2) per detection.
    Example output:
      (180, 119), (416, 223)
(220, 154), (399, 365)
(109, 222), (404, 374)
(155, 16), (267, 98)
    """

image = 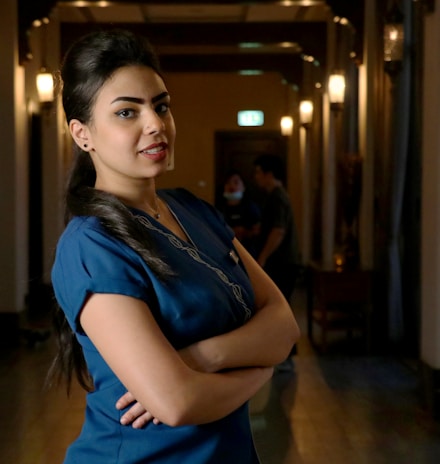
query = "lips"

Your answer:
(139, 142), (168, 161)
